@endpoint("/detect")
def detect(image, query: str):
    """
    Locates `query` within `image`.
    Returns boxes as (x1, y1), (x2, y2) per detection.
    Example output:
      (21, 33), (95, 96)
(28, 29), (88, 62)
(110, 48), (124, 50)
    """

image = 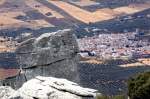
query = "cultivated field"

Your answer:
(119, 58), (150, 67)
(49, 0), (114, 24)
(48, 0), (150, 24)
(1, 17), (33, 29)
(0, 0), (150, 28)
(113, 1), (150, 14)
(0, 0), (59, 30)
(0, 69), (19, 80)
(0, 12), (26, 18)
(69, 0), (99, 7)
(0, 0), (5, 5)
(0, 13), (53, 30)
(25, 0), (64, 19)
